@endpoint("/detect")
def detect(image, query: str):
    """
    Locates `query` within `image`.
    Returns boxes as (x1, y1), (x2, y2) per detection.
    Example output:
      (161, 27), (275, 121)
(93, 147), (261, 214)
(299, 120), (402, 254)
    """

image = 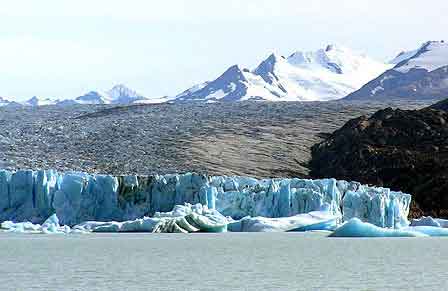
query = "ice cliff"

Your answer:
(0, 169), (411, 228)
